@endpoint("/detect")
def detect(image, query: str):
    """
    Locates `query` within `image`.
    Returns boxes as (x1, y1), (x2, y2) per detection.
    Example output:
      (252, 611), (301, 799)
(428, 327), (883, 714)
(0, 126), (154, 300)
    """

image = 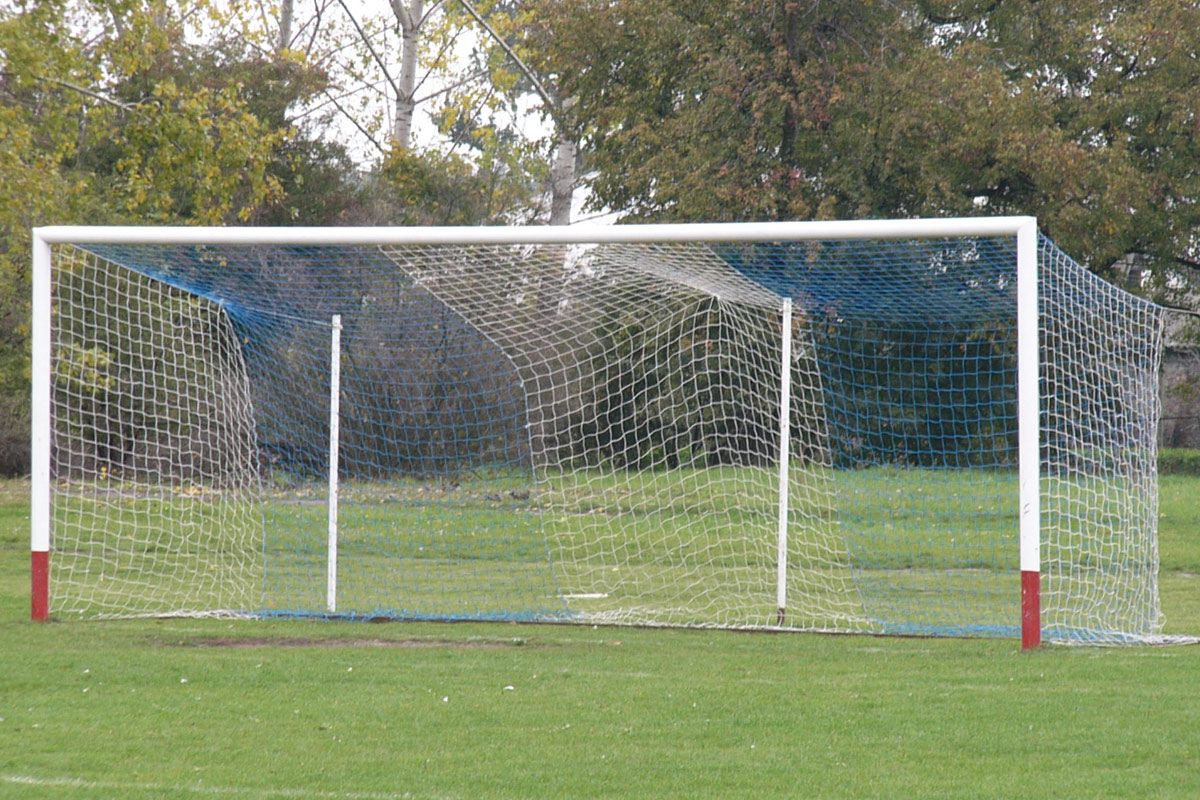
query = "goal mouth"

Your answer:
(30, 219), (1169, 647)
